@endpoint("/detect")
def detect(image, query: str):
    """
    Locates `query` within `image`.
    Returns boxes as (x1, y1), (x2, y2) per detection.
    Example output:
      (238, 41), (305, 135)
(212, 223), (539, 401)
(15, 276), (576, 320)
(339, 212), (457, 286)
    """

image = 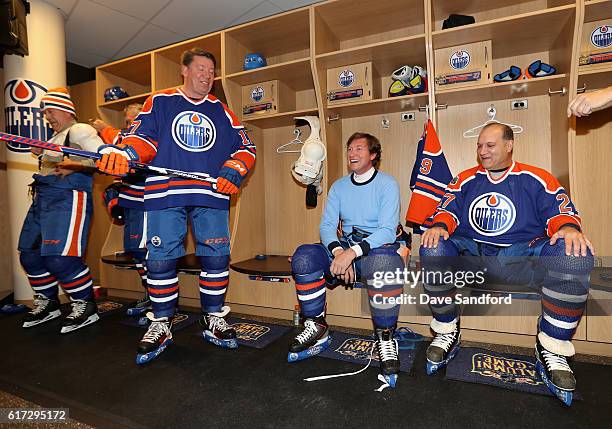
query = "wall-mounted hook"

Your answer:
(327, 114), (340, 123)
(576, 84), (587, 94)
